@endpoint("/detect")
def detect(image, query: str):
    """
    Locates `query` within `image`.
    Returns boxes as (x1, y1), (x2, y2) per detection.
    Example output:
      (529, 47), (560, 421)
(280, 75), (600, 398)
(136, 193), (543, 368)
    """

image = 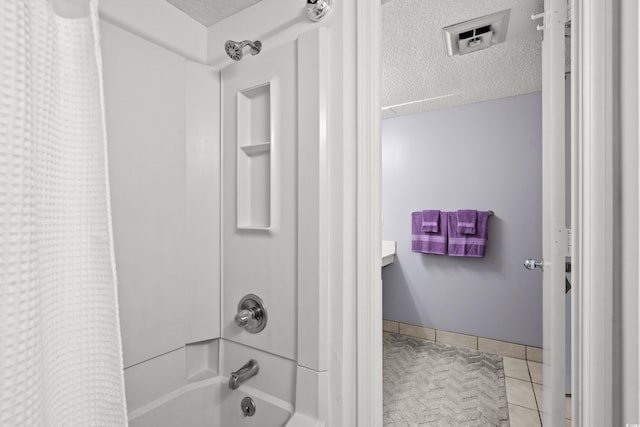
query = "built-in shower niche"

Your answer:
(237, 83), (272, 230)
